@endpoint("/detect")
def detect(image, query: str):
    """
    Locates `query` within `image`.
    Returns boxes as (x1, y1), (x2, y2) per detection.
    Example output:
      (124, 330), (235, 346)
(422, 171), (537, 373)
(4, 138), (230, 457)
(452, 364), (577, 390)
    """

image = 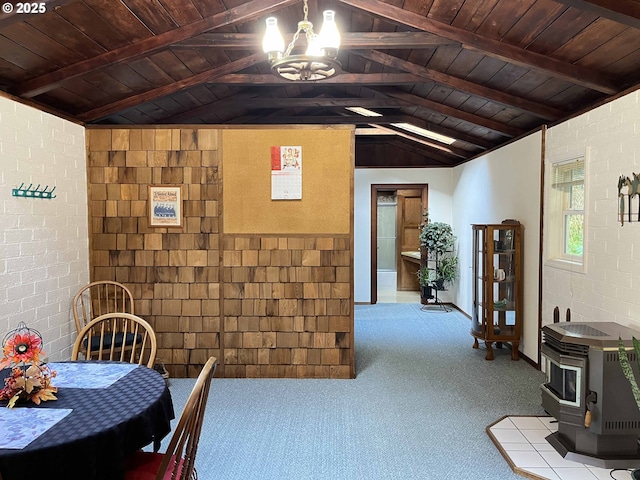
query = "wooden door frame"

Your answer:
(370, 184), (428, 304)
